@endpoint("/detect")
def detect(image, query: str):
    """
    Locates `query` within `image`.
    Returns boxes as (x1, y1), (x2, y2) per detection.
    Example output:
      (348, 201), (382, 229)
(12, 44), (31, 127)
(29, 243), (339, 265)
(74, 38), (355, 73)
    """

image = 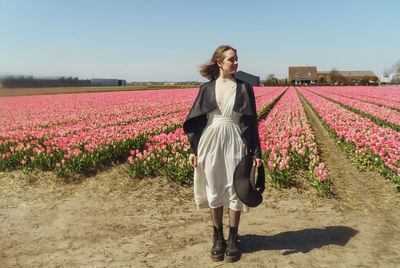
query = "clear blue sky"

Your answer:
(1, 0), (399, 82)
